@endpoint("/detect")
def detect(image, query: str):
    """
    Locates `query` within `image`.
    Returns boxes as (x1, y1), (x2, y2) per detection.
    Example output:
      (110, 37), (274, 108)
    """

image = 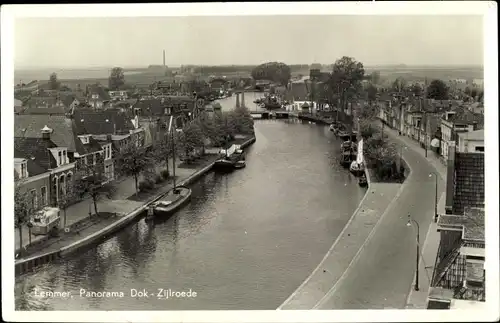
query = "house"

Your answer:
(15, 115), (107, 189)
(428, 142), (485, 309)
(209, 78), (228, 92)
(108, 90), (128, 101)
(440, 107), (484, 160)
(15, 126), (76, 205)
(14, 155), (52, 210)
(72, 108), (147, 178)
(457, 129), (484, 153)
(87, 84), (111, 110)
